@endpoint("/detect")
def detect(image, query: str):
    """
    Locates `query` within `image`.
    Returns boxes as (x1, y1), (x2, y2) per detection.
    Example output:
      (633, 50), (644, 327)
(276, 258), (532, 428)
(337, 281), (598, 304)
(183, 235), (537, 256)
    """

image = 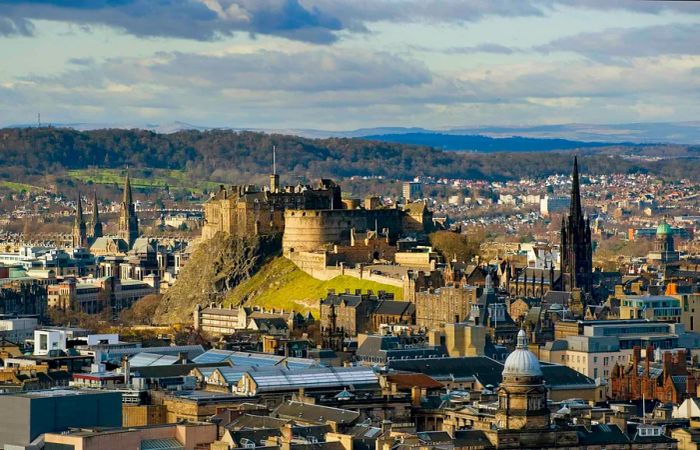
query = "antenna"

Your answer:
(273, 145), (276, 175)
(37, 113), (41, 128)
